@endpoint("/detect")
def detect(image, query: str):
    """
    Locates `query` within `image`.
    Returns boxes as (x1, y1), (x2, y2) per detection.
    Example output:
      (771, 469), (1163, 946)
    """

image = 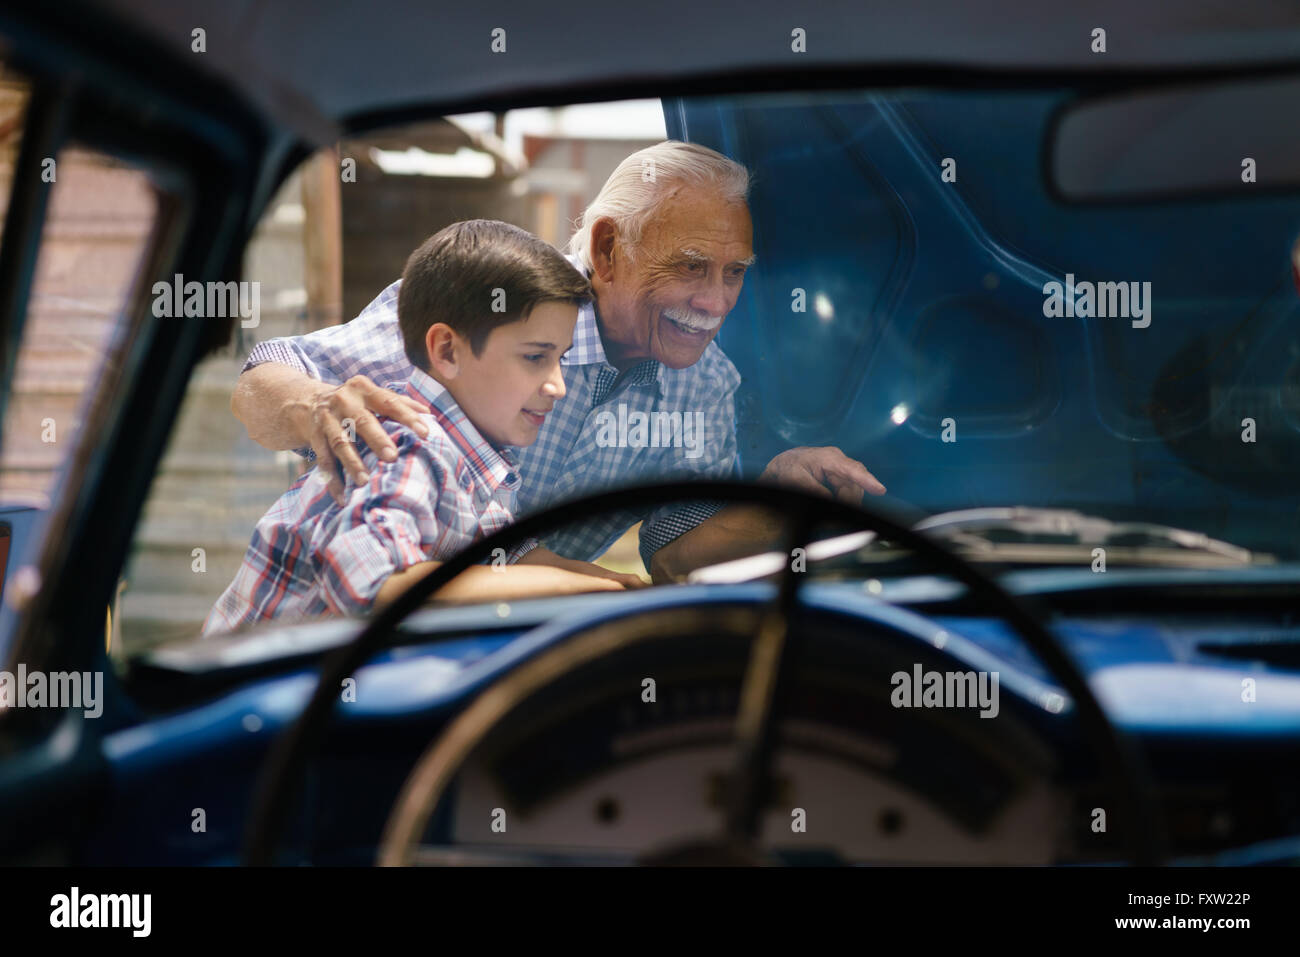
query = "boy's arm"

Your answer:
(316, 429), (637, 615)
(374, 560), (628, 608)
(515, 546), (648, 590)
